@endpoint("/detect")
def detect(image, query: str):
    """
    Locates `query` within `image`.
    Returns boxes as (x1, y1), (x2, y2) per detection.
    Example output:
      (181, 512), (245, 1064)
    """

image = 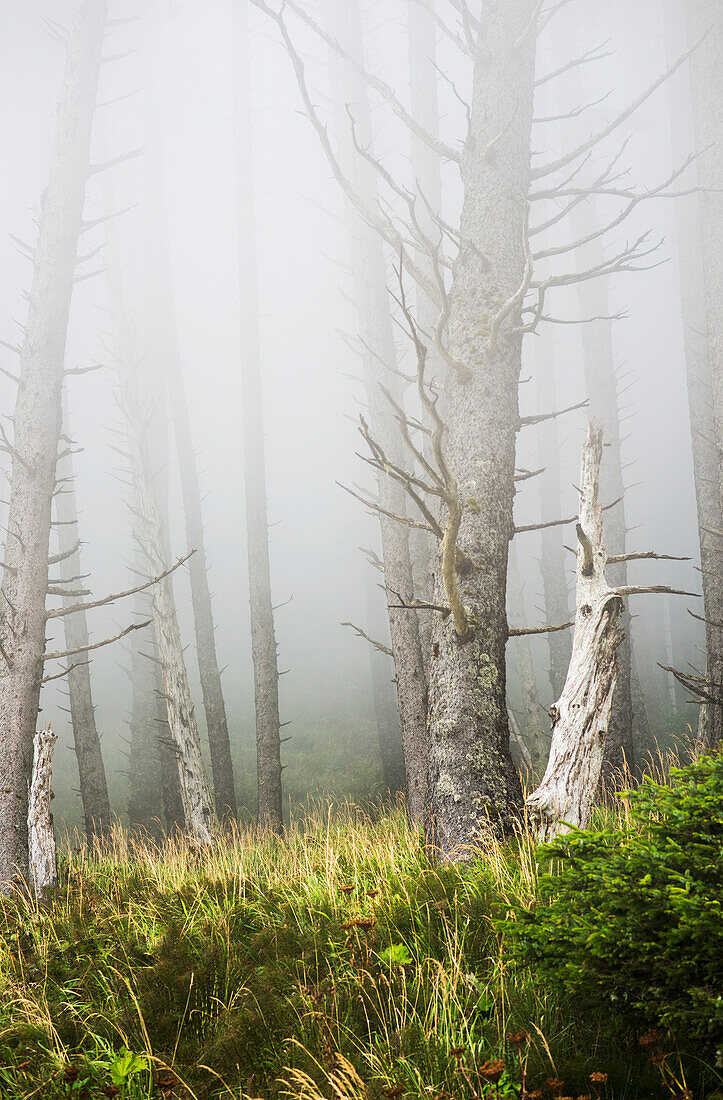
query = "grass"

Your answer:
(0, 769), (719, 1100)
